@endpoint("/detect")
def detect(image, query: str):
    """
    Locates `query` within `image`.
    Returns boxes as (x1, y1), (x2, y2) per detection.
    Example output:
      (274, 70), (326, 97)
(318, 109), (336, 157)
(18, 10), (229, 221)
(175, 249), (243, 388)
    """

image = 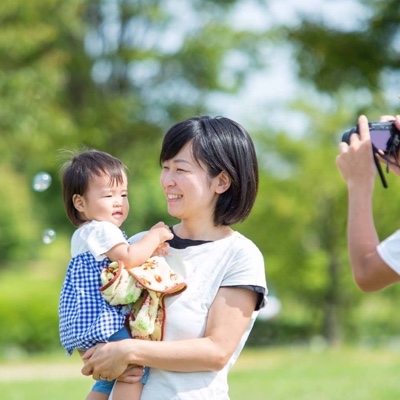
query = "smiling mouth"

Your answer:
(167, 194), (182, 200)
